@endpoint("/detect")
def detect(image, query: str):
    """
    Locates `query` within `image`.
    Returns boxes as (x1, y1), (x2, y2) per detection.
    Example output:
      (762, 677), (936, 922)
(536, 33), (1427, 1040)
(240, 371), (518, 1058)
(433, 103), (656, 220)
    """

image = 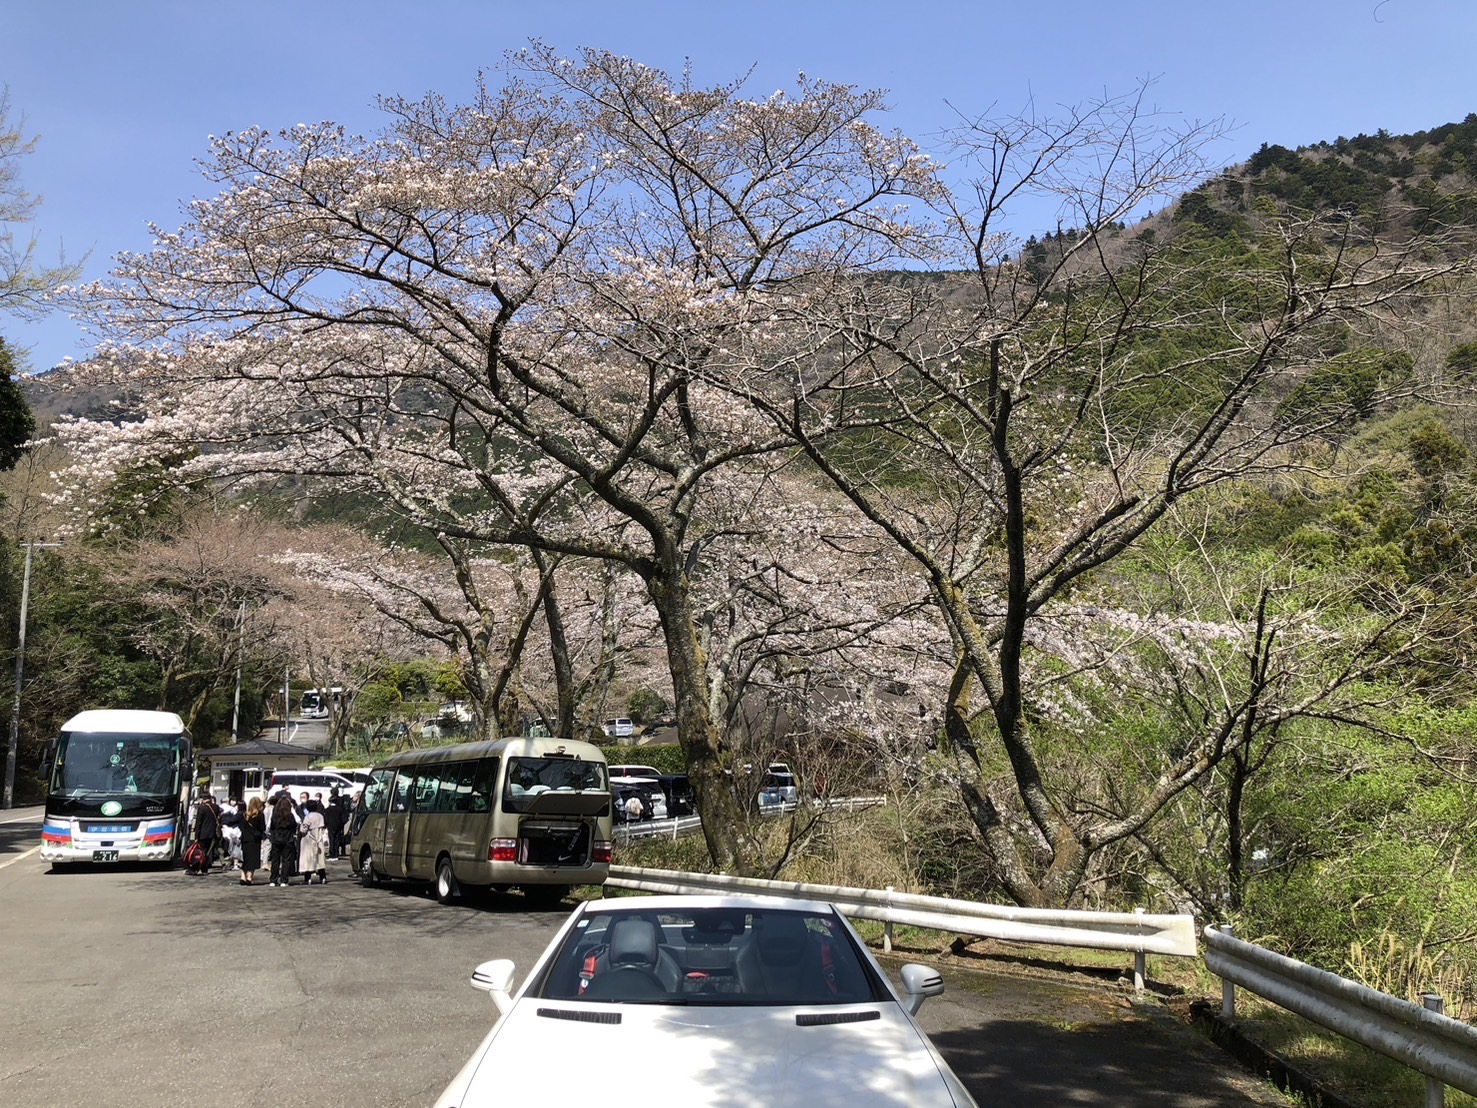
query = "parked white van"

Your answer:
(267, 769), (363, 802)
